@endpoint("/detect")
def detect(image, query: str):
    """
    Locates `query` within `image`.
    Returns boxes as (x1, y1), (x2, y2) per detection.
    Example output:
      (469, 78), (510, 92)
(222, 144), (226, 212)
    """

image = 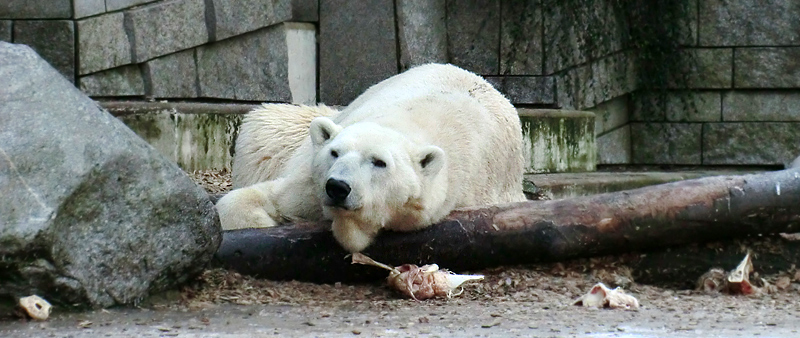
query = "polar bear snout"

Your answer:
(325, 178), (352, 206)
